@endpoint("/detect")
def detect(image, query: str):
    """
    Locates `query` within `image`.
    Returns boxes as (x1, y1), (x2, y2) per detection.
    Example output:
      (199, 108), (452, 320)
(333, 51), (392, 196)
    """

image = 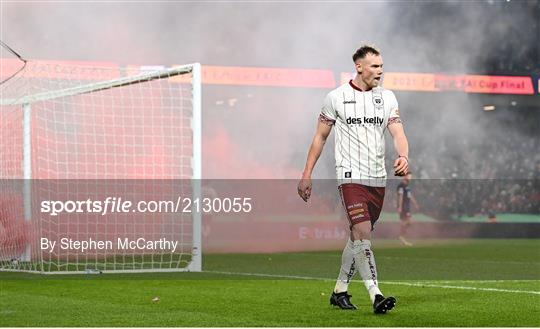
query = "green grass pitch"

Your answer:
(1, 239), (539, 327)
